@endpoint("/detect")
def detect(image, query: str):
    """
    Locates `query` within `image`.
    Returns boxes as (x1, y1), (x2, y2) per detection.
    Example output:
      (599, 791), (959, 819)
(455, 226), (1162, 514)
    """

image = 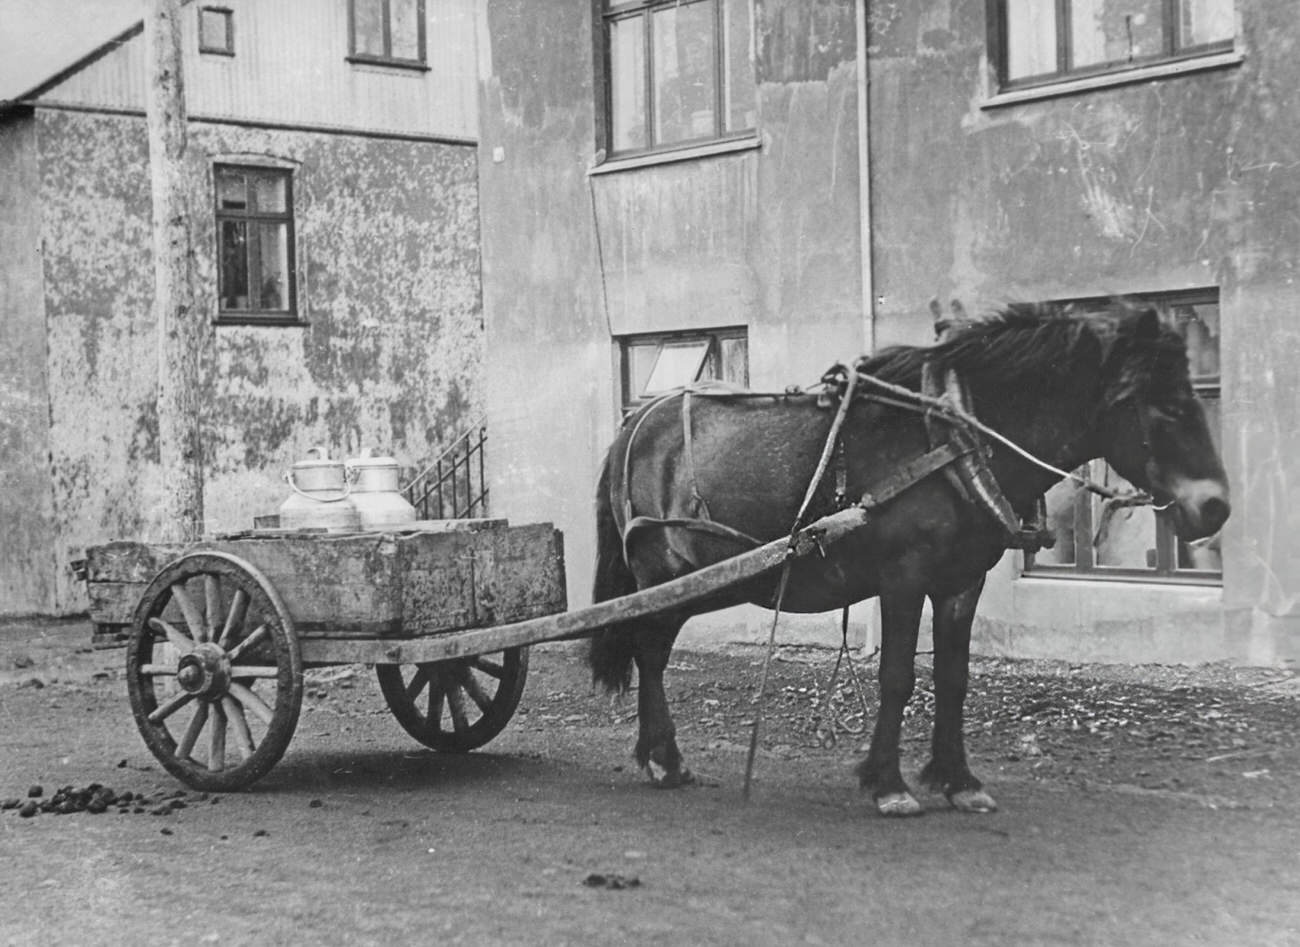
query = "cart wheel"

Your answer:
(376, 647), (529, 752)
(126, 552), (303, 791)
